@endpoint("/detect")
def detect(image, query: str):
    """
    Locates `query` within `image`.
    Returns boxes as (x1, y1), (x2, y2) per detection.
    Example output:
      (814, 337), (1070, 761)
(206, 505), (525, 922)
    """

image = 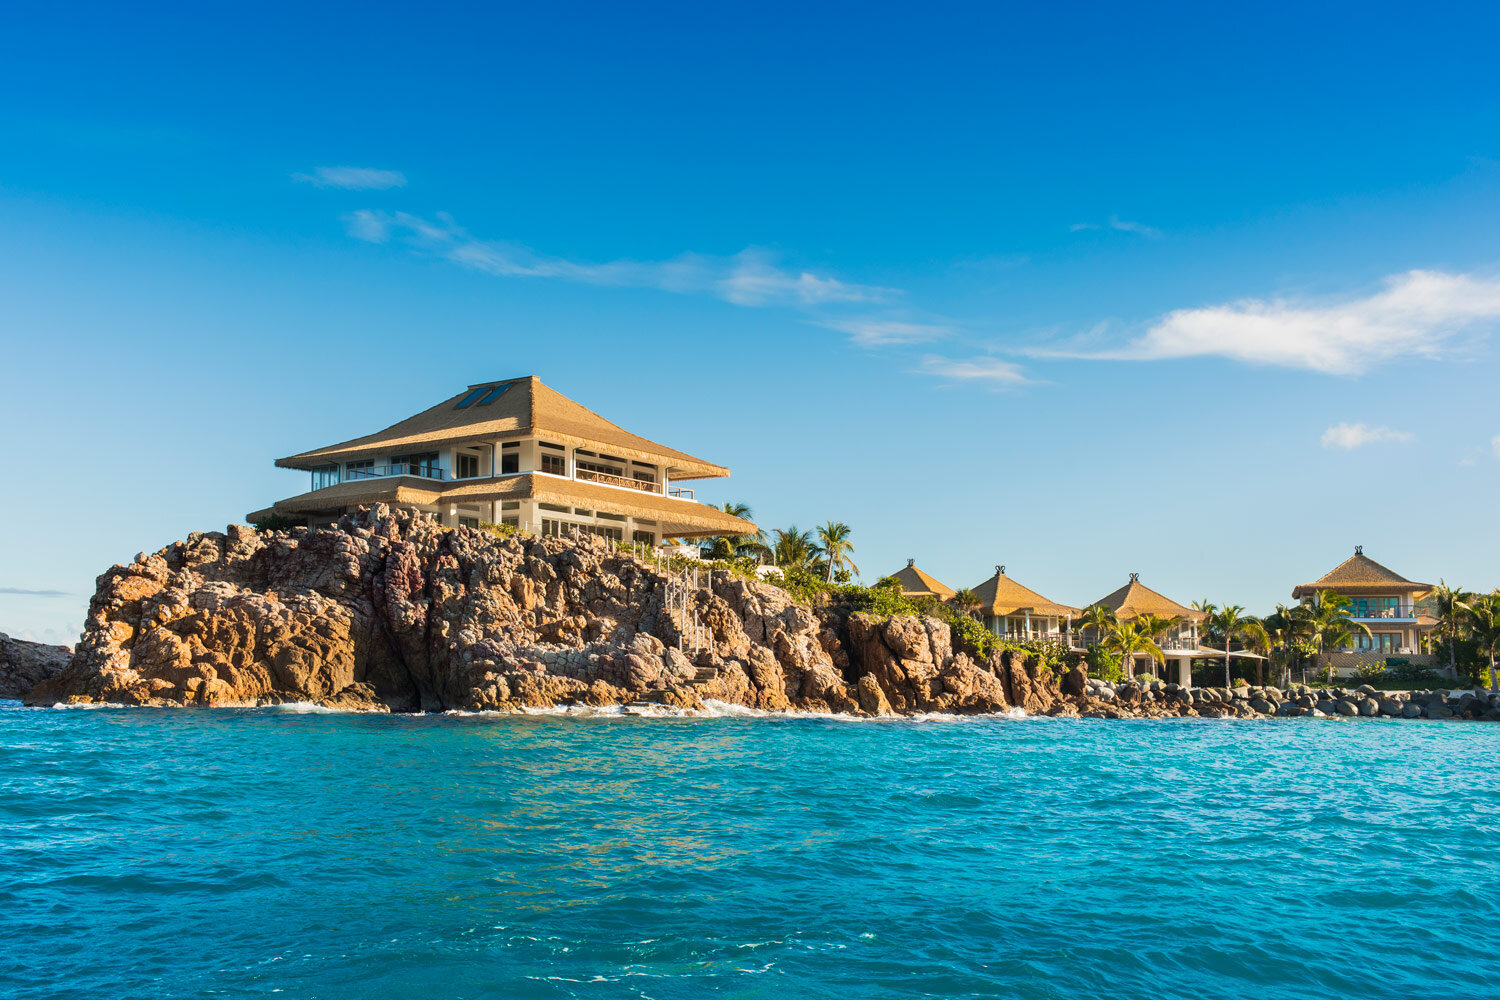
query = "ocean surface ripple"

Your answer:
(1, 704), (1497, 999)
